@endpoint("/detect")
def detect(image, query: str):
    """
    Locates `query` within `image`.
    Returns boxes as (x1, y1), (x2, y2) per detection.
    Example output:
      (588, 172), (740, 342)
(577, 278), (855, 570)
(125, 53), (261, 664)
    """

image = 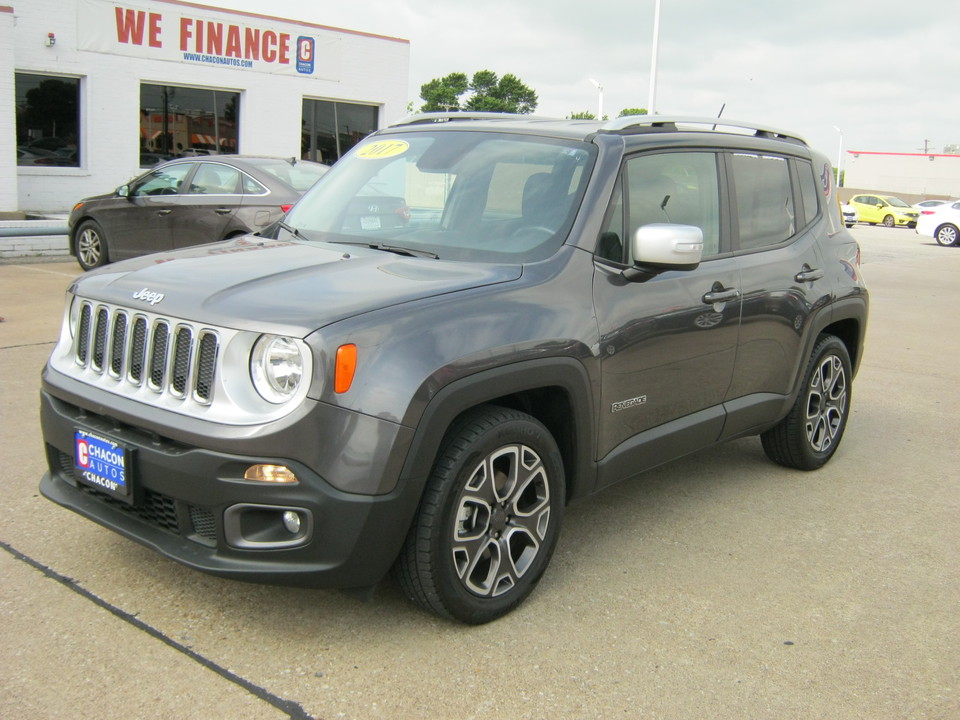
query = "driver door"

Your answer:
(111, 162), (195, 259)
